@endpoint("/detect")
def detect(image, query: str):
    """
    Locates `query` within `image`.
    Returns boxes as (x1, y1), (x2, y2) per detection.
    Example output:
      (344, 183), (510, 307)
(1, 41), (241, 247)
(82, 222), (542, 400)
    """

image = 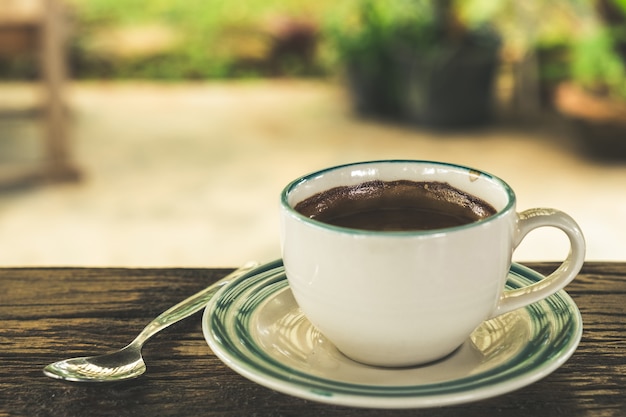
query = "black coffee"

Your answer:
(294, 180), (496, 231)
